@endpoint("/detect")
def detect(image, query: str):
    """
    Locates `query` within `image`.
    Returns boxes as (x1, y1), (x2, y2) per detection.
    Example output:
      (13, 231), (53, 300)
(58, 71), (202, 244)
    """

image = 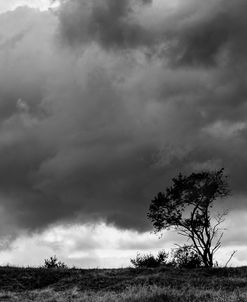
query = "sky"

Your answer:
(0, 0), (247, 267)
